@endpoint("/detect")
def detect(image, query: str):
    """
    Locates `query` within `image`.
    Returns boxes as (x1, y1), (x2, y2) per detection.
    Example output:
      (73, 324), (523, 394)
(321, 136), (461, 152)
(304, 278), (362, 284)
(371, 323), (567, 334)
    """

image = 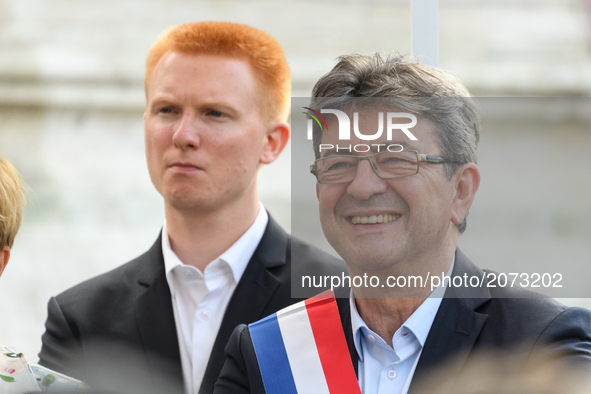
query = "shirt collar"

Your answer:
(350, 256), (455, 361)
(162, 202), (268, 284)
